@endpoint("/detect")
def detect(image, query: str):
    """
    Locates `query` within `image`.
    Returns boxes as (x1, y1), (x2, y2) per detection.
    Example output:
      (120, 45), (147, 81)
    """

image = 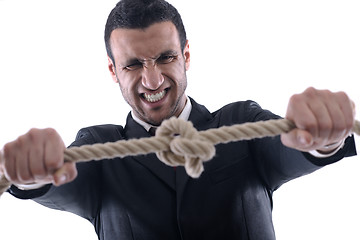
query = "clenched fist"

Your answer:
(0, 128), (77, 187)
(281, 87), (355, 153)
